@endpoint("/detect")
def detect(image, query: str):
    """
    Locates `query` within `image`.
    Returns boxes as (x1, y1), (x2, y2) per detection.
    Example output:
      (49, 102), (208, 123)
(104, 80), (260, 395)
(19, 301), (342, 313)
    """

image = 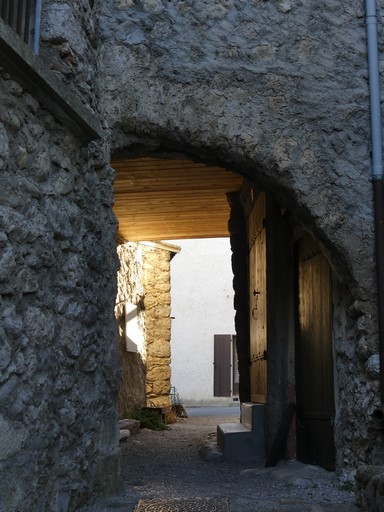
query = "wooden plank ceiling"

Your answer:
(112, 156), (244, 241)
